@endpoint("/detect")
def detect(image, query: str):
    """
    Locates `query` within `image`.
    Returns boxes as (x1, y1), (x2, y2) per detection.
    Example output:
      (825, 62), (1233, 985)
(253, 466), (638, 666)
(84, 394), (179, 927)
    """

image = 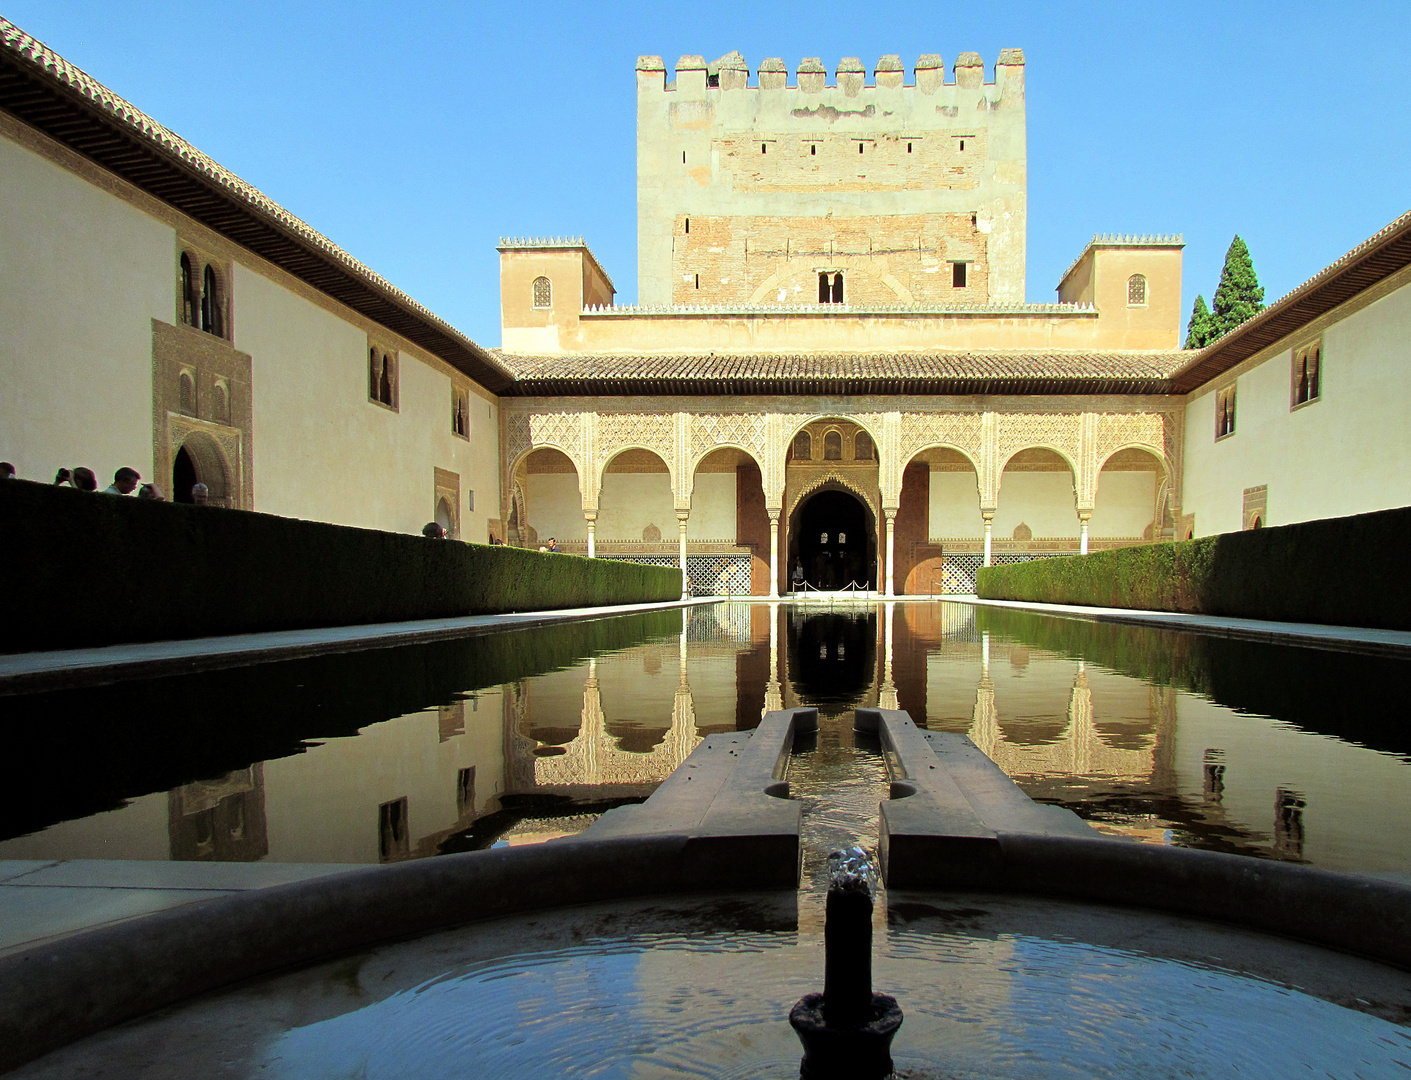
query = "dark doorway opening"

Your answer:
(790, 488), (875, 590)
(172, 445), (198, 503)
